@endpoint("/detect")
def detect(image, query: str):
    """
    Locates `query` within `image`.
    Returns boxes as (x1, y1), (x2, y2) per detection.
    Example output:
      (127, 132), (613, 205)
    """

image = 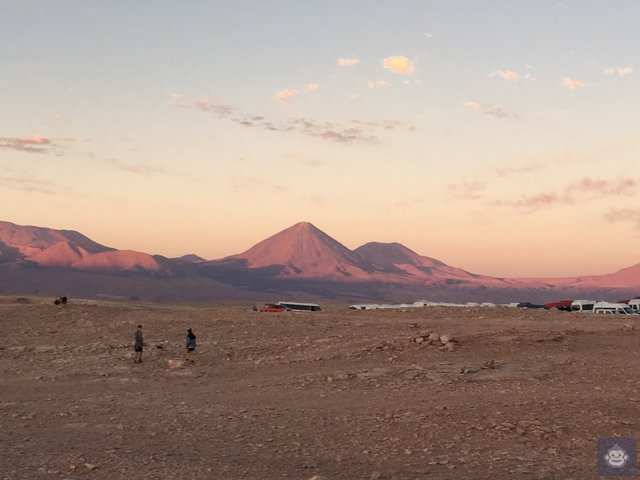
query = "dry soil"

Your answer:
(1, 297), (639, 479)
